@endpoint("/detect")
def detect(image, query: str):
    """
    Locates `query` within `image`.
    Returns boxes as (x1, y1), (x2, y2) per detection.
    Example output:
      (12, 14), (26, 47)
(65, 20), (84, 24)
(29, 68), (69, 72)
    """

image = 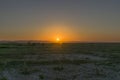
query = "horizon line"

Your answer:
(0, 40), (120, 43)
